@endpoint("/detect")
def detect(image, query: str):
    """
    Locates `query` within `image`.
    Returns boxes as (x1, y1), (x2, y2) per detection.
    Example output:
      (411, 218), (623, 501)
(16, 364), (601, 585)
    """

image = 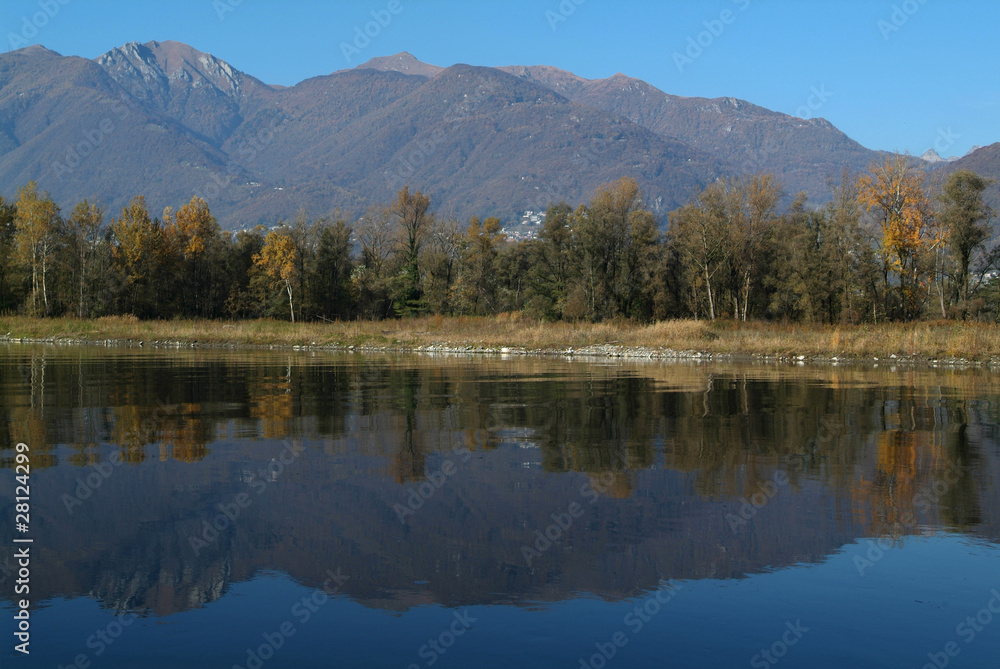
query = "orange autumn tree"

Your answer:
(857, 155), (937, 320)
(110, 195), (167, 317)
(253, 229), (299, 322)
(167, 196), (218, 259)
(163, 196), (222, 316)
